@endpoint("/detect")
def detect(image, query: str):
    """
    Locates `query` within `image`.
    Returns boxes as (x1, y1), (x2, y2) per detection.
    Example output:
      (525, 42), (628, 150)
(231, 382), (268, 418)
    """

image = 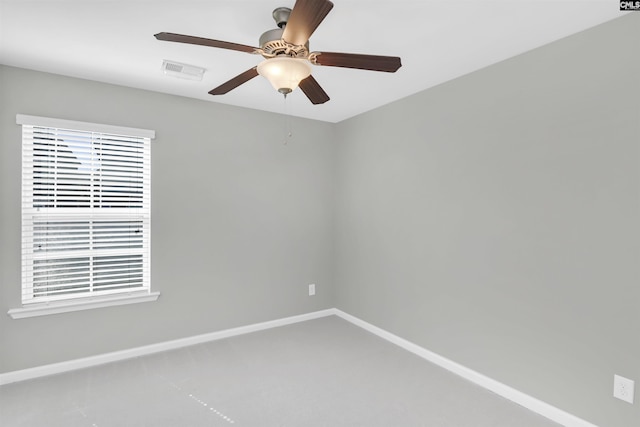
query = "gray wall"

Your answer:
(0, 65), (336, 372)
(334, 14), (639, 427)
